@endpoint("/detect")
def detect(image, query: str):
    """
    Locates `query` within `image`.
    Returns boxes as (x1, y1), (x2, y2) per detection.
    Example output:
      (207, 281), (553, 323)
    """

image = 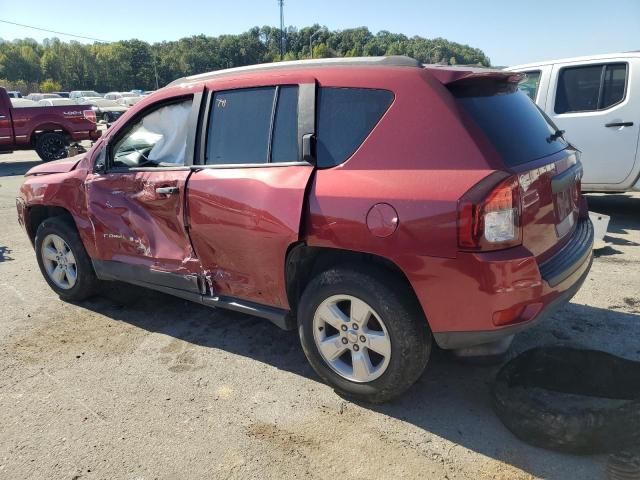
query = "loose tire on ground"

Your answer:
(35, 132), (68, 162)
(297, 266), (432, 403)
(35, 216), (99, 301)
(493, 347), (640, 454)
